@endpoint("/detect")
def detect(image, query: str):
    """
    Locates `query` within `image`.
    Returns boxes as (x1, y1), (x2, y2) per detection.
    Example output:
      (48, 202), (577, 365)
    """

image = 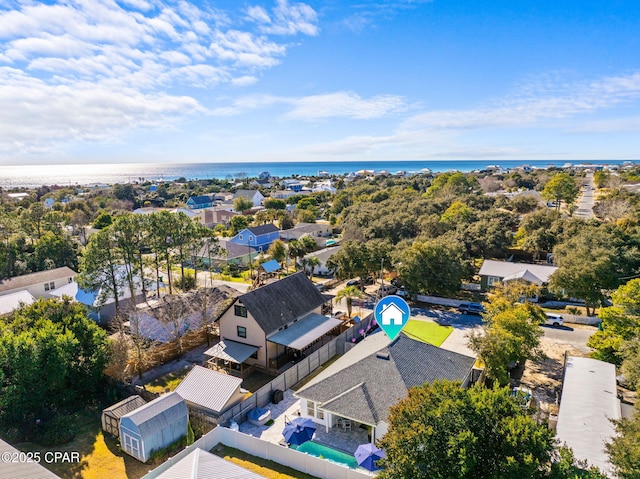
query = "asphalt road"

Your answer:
(540, 324), (596, 353)
(410, 306), (595, 352)
(575, 172), (595, 219)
